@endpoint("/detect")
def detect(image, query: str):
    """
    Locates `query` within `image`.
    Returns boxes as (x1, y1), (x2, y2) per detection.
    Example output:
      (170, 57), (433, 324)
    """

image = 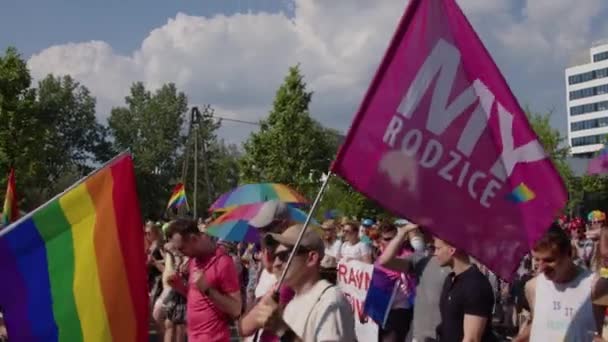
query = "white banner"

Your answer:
(336, 260), (378, 341)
